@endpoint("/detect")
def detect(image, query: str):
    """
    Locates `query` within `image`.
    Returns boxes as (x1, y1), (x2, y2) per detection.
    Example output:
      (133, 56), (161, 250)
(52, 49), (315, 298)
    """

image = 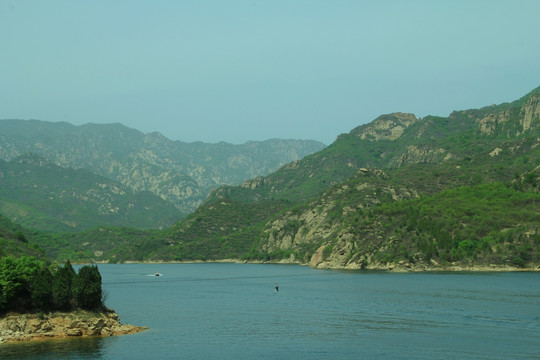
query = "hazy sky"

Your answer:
(2, 1), (540, 145)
